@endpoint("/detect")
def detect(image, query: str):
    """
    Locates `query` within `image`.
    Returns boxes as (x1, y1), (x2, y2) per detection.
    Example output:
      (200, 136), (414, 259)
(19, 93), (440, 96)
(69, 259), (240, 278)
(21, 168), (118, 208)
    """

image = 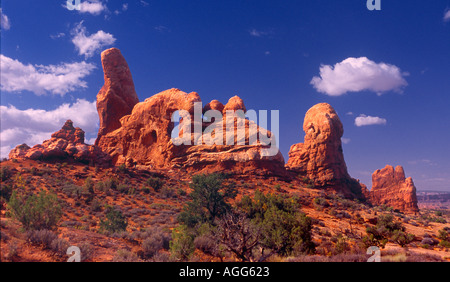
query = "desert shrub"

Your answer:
(313, 197), (329, 209)
(6, 242), (19, 260)
(113, 249), (140, 262)
(141, 227), (171, 258)
(178, 173), (237, 227)
(0, 165), (14, 181)
(117, 163), (127, 174)
(0, 183), (13, 202)
(363, 214), (413, 248)
(96, 177), (119, 192)
(194, 232), (224, 260)
(438, 229), (448, 241)
(160, 186), (176, 199)
(169, 224), (195, 261)
(439, 240), (450, 248)
(8, 190), (62, 230)
(116, 183), (129, 194)
(79, 242), (95, 261)
(99, 206), (128, 233)
(391, 230), (415, 247)
(0, 230), (9, 242)
(26, 229), (58, 249)
(238, 190), (315, 256)
(50, 237), (71, 257)
(146, 177), (164, 192)
(84, 176), (94, 193)
(333, 235), (350, 255)
(89, 198), (103, 212)
(152, 251), (170, 262)
(61, 183), (86, 198)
